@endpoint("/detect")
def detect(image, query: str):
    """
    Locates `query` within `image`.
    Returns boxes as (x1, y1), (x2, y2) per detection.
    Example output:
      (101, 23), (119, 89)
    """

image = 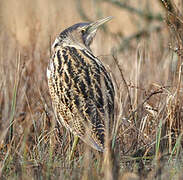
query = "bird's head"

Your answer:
(52, 16), (112, 51)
